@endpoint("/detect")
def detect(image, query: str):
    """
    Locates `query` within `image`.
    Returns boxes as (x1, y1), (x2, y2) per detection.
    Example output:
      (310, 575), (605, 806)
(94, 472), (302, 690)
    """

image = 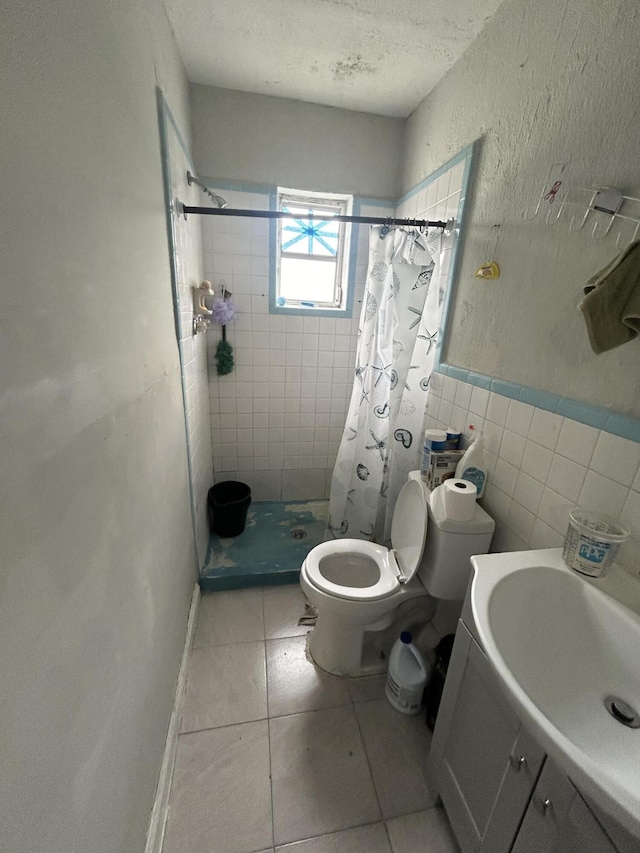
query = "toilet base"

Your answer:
(306, 593), (437, 677)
